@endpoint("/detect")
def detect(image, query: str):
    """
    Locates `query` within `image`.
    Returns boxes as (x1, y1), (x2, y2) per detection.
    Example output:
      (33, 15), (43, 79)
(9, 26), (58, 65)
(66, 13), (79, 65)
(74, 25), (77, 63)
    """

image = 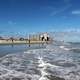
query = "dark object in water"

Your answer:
(46, 75), (65, 80)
